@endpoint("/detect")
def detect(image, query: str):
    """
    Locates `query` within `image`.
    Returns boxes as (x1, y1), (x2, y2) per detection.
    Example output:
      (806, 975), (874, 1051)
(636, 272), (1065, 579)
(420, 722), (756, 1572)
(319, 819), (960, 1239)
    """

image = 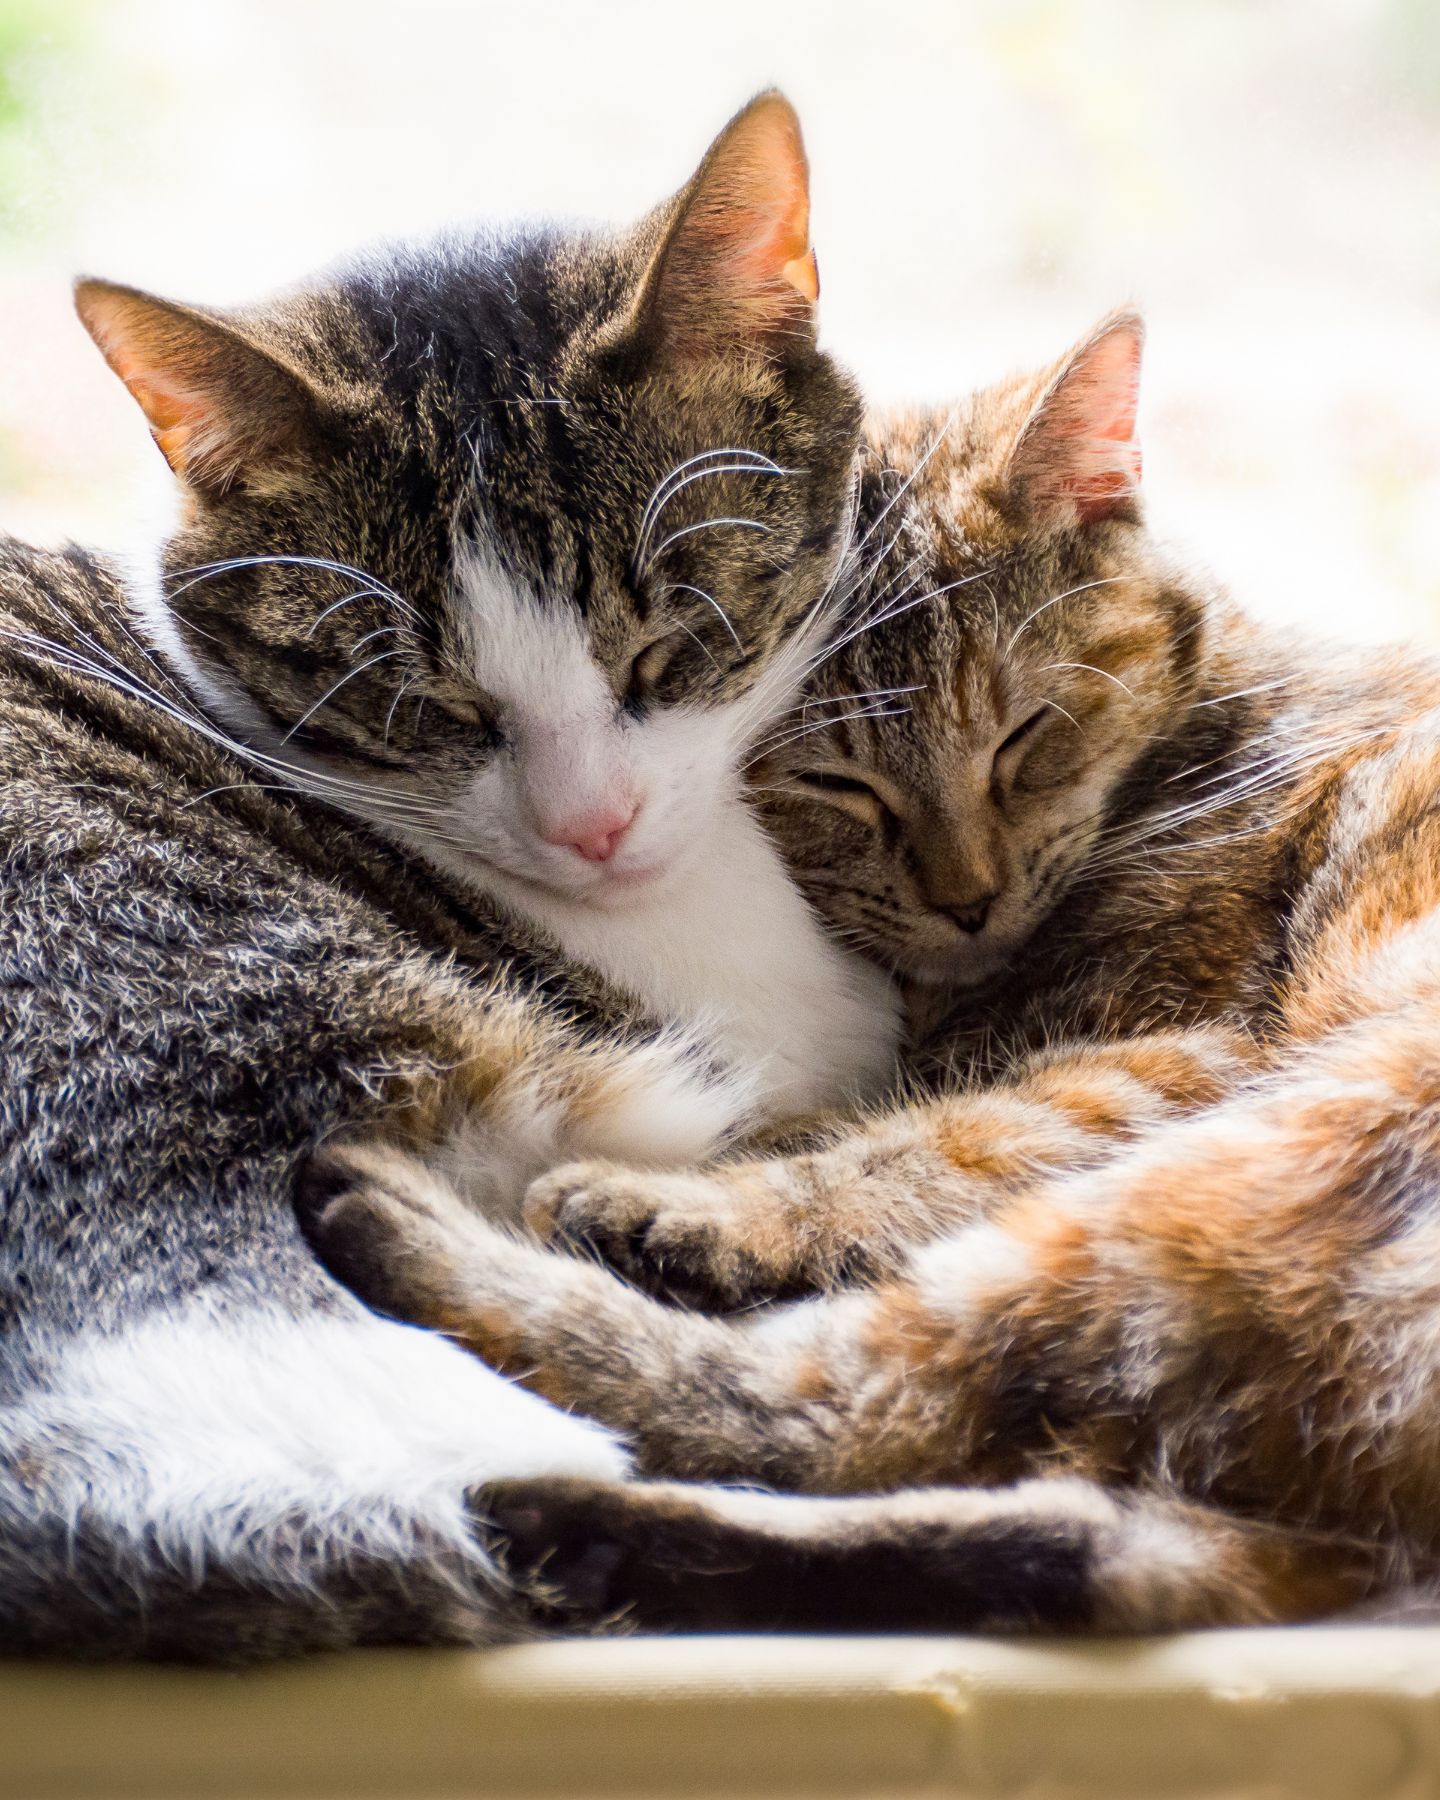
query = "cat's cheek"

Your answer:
(624, 704), (741, 844)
